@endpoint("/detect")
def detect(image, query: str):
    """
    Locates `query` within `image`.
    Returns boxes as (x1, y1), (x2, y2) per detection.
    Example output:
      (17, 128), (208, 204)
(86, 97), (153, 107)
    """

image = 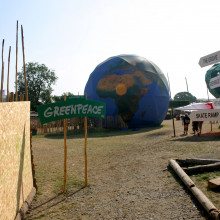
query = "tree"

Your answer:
(52, 92), (74, 102)
(17, 62), (58, 111)
(173, 92), (197, 102)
